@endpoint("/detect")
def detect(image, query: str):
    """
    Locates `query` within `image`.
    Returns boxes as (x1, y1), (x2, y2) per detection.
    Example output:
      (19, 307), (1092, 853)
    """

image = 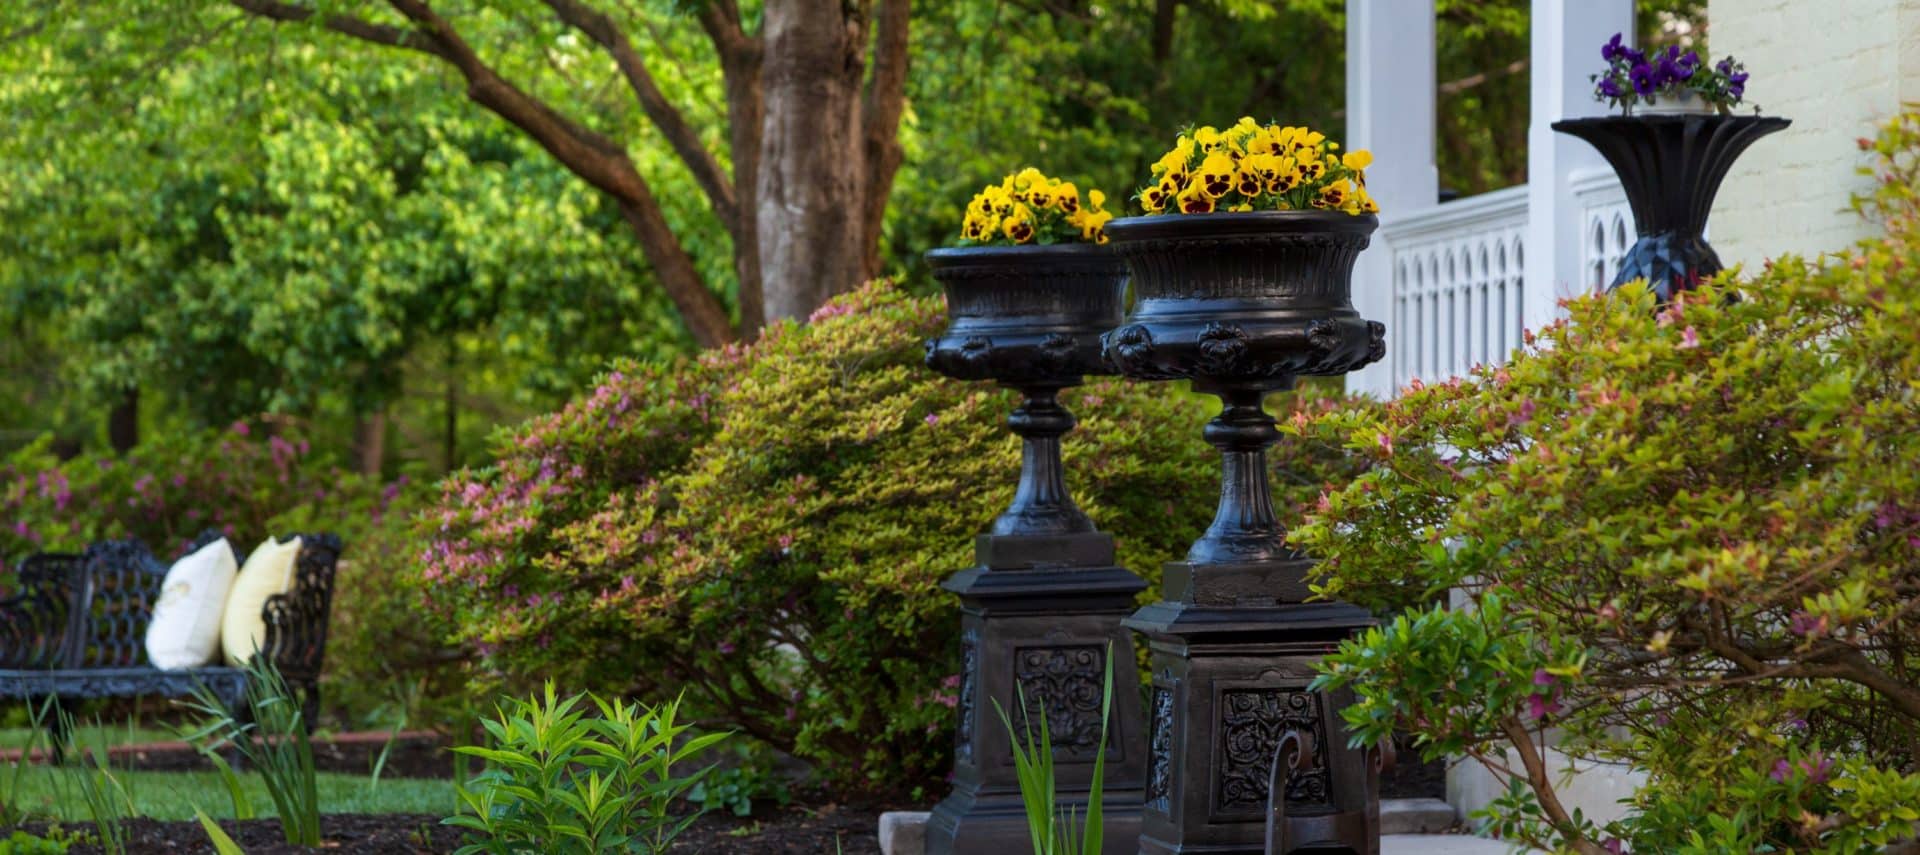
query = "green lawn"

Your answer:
(0, 725), (180, 751)
(7, 768), (455, 821)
